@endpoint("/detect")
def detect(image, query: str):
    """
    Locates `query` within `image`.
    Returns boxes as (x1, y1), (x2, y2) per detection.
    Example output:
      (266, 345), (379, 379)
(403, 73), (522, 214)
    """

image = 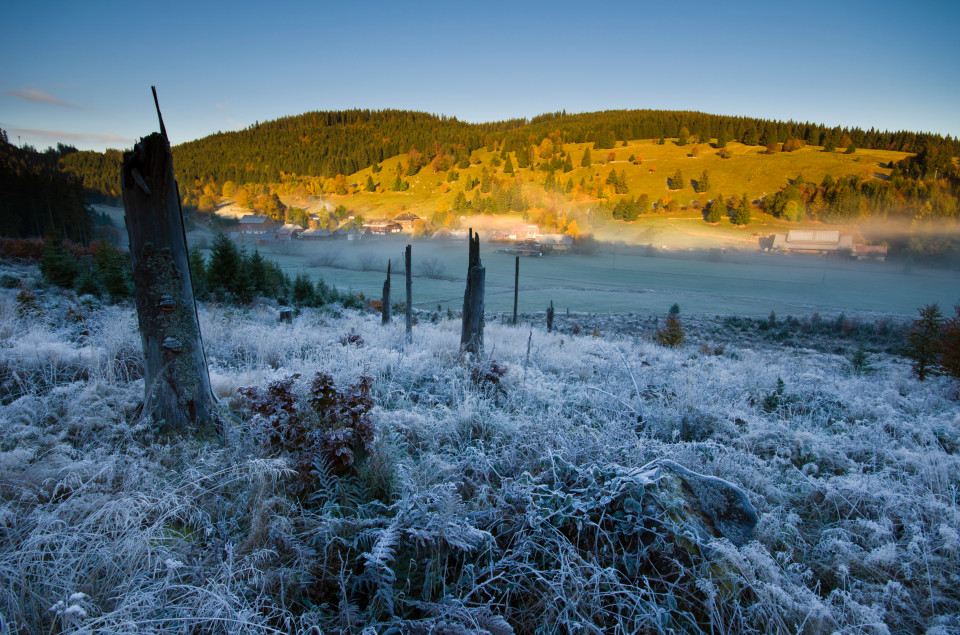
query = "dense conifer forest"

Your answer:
(0, 132), (94, 242)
